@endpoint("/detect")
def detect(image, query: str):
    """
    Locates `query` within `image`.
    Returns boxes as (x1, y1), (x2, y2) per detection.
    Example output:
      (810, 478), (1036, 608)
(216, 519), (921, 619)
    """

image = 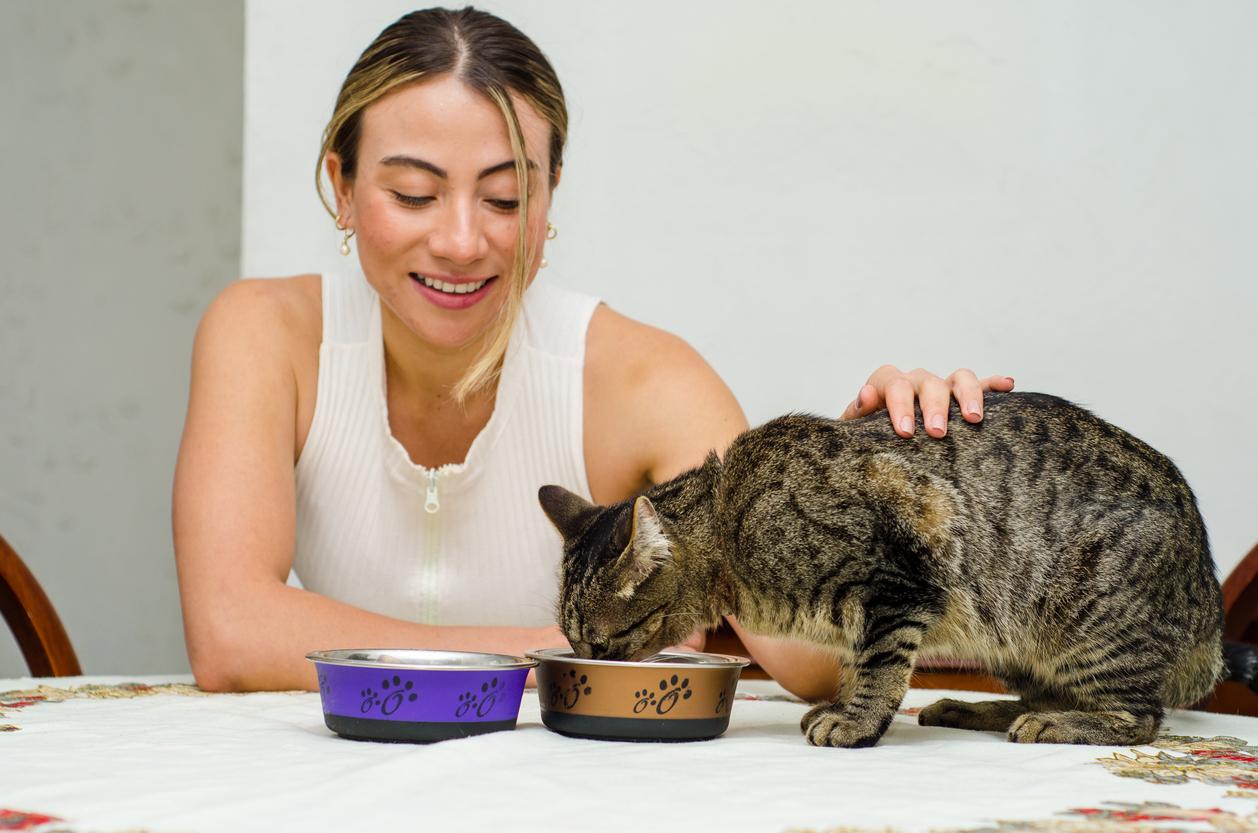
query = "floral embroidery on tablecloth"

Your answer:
(0, 806), (164, 833)
(1100, 734), (1258, 790)
(0, 808), (60, 831)
(785, 801), (1258, 833)
(0, 681), (302, 732)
